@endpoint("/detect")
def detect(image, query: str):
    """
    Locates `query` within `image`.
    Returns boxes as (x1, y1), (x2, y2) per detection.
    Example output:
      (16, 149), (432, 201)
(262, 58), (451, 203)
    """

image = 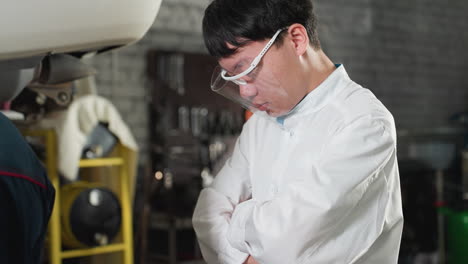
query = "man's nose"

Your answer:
(239, 83), (257, 99)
